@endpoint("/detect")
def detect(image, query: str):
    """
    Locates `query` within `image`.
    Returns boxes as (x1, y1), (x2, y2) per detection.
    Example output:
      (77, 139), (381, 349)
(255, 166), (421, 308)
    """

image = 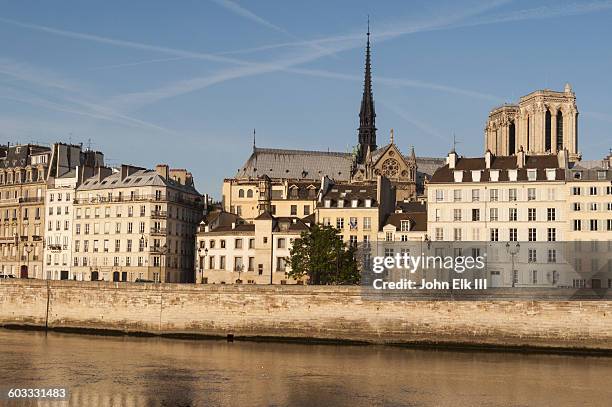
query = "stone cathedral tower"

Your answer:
(485, 84), (580, 161)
